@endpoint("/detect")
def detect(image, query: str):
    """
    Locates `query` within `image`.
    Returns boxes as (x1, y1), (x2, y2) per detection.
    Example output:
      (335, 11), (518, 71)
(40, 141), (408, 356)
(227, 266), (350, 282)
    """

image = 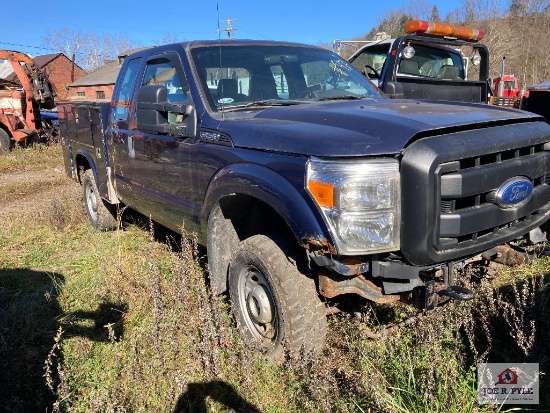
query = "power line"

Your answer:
(236, 22), (270, 40)
(0, 41), (56, 51)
